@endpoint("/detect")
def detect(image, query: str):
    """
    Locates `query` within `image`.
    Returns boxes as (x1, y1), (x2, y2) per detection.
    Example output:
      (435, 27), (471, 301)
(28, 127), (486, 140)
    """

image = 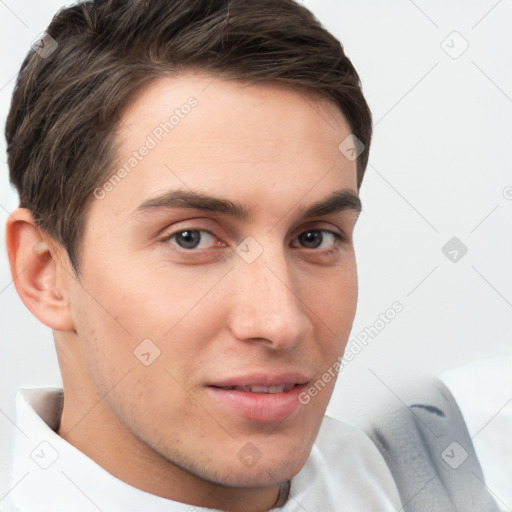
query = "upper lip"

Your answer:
(208, 372), (309, 389)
